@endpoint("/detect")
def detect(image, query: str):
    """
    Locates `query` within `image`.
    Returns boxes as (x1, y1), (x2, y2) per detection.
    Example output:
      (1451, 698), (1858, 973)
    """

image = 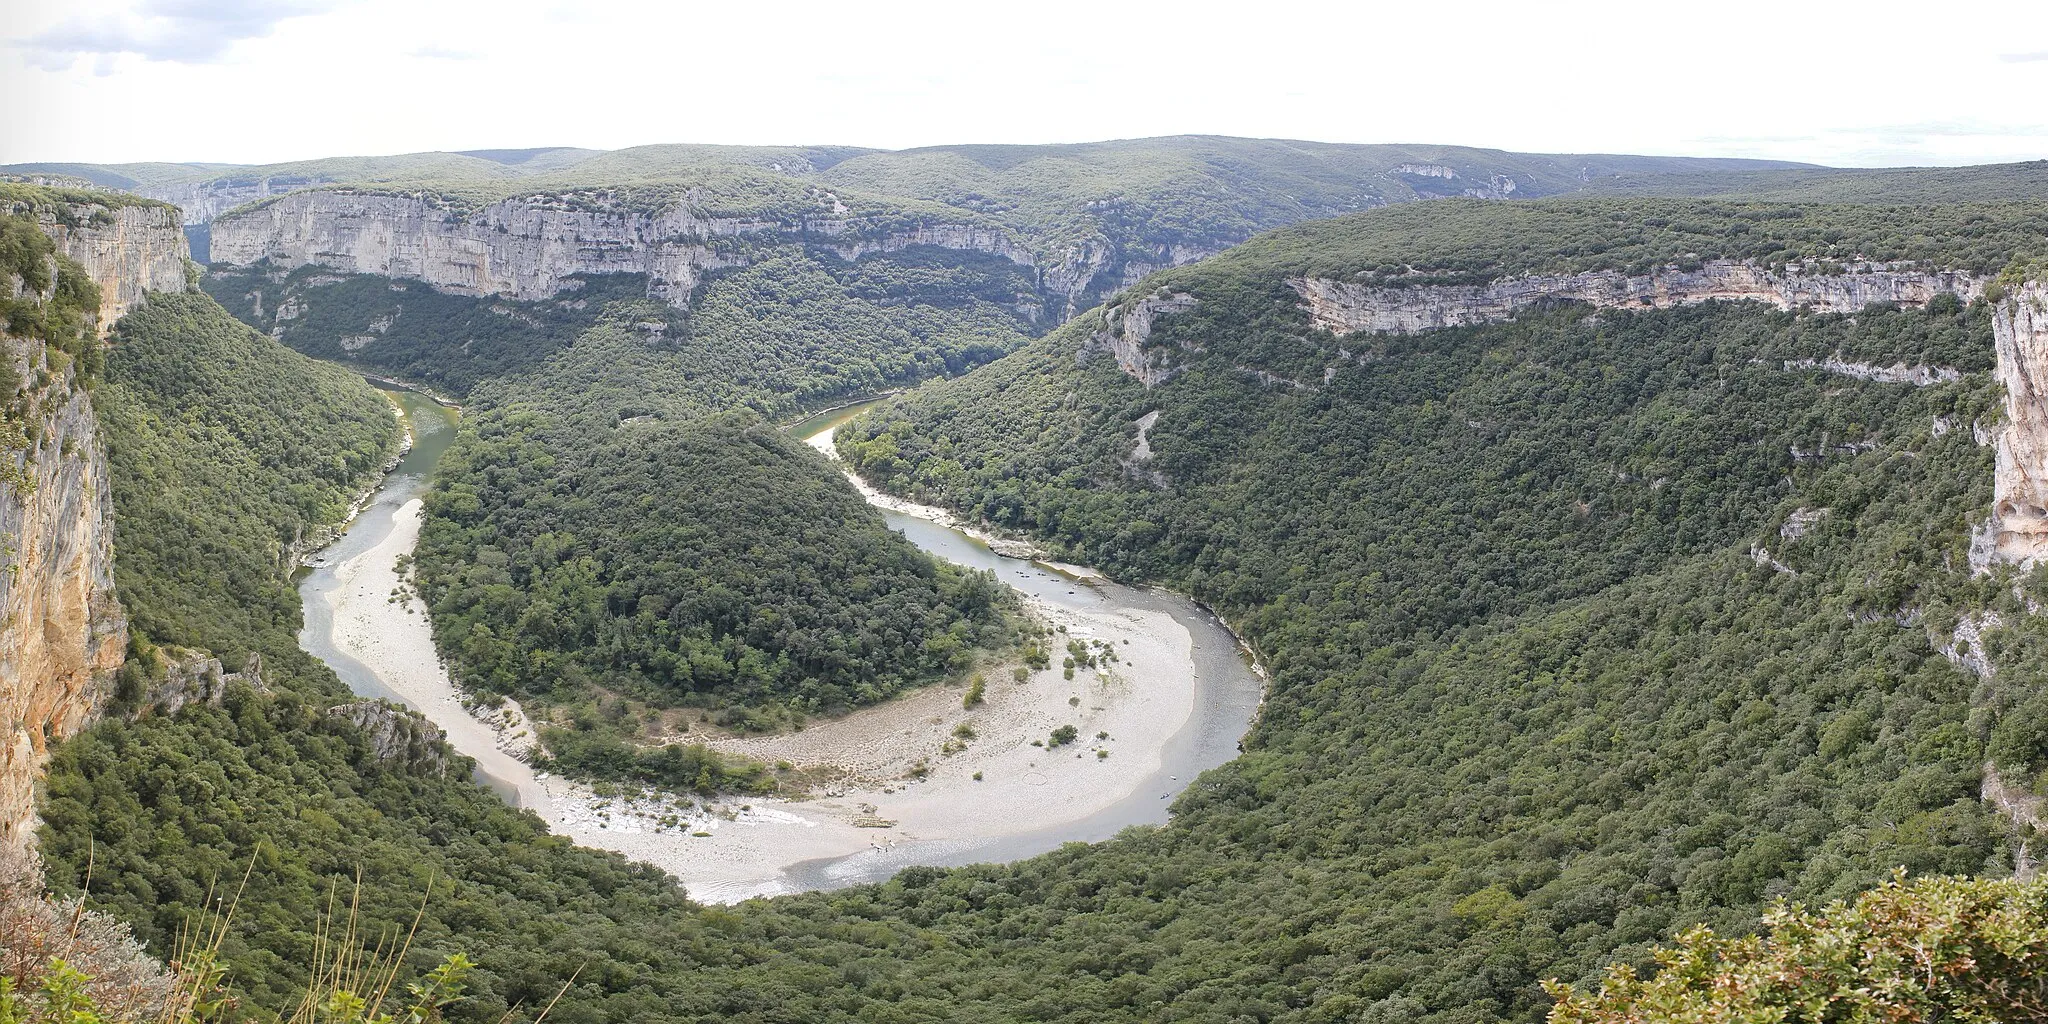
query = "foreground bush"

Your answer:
(1547, 872), (2048, 1023)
